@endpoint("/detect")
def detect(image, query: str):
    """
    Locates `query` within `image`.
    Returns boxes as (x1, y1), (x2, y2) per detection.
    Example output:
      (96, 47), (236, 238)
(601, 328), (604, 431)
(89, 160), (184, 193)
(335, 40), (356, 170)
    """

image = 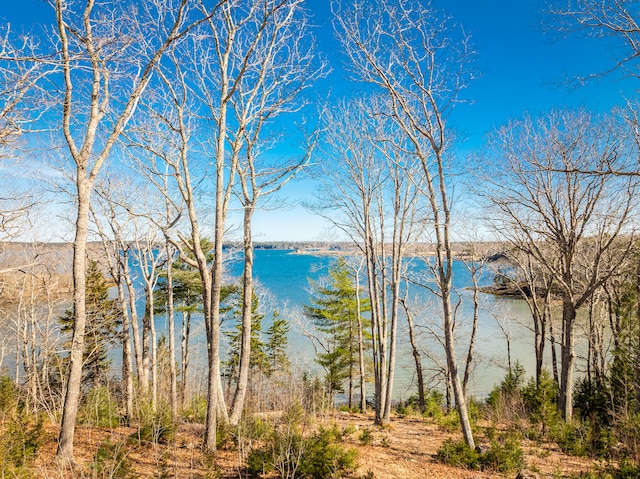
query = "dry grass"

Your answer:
(27, 412), (598, 479)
